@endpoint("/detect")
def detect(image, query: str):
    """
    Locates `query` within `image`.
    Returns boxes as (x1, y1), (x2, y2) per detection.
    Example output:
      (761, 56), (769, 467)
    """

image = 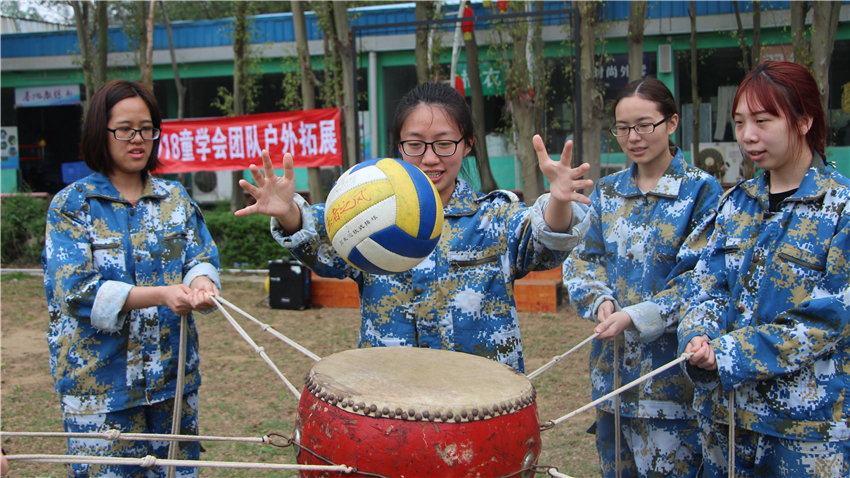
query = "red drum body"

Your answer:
(295, 347), (541, 477)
